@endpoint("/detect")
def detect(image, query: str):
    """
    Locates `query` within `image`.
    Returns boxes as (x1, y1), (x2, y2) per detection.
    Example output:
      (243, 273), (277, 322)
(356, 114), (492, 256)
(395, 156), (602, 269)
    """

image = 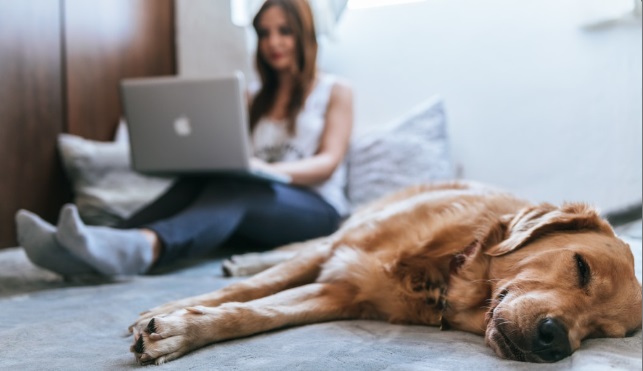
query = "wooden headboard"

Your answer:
(0, 0), (176, 248)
